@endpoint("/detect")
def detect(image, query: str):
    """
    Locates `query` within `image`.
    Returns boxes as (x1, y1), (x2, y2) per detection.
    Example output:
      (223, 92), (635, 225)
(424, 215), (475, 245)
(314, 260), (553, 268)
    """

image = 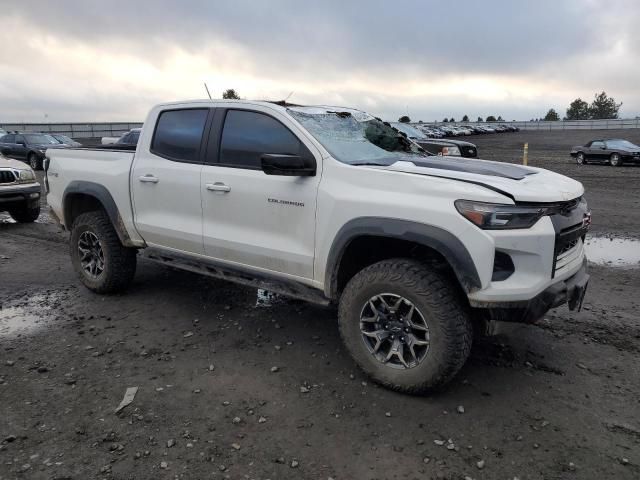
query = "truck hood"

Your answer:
(0, 155), (31, 170)
(371, 156), (584, 203)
